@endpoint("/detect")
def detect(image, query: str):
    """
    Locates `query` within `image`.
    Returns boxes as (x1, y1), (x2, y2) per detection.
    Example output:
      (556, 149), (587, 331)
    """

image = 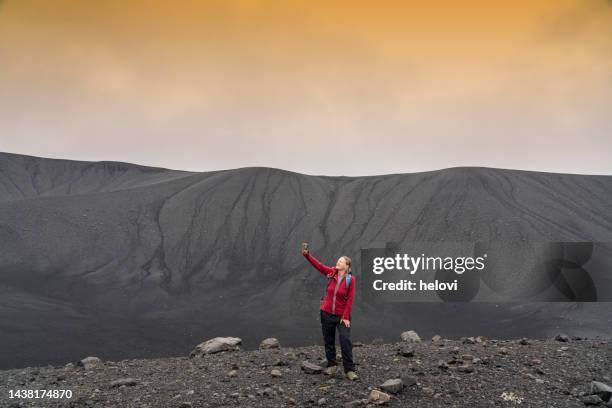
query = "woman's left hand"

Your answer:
(341, 319), (350, 327)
